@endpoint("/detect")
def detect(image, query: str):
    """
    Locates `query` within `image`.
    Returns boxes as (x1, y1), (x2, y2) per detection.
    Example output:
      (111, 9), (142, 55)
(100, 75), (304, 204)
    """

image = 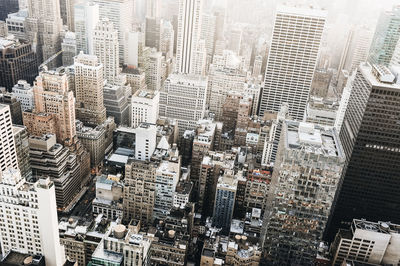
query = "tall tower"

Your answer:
(368, 5), (400, 66)
(93, 18), (120, 84)
(22, 71), (76, 145)
(328, 64), (400, 240)
(259, 6), (326, 121)
(26, 0), (63, 67)
(74, 52), (107, 126)
(175, 0), (203, 74)
(74, 1), (99, 55)
(0, 105), (19, 174)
